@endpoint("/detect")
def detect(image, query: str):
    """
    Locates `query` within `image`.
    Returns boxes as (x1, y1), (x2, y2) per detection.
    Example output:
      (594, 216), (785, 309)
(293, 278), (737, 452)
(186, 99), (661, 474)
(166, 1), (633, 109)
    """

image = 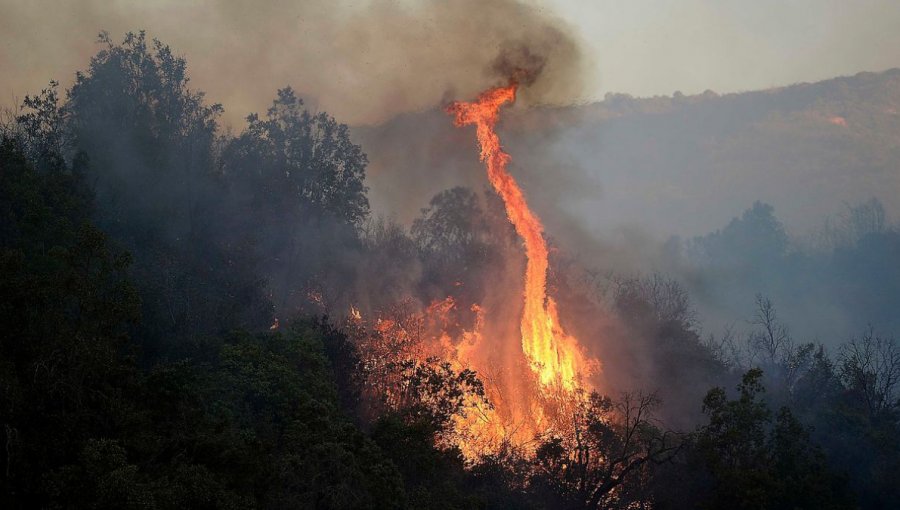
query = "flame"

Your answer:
(354, 293), (593, 458)
(447, 84), (593, 393)
(352, 84), (599, 459)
